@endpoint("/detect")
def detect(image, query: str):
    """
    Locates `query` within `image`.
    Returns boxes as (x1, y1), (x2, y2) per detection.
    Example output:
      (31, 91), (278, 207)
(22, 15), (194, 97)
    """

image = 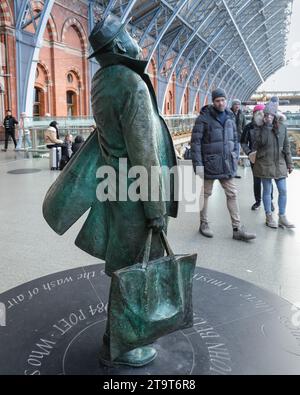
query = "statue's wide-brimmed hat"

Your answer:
(88, 14), (130, 59)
